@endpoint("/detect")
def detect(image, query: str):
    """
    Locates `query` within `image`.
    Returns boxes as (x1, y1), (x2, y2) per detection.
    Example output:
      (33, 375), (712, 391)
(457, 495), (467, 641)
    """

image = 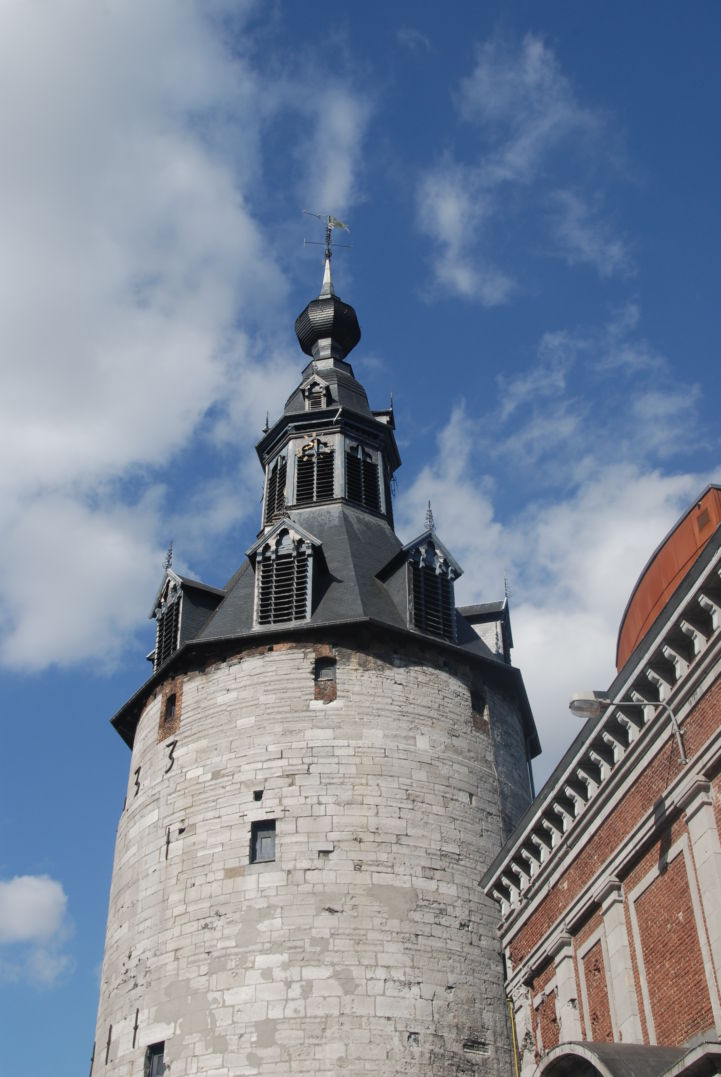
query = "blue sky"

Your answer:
(1, 1), (720, 1070)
